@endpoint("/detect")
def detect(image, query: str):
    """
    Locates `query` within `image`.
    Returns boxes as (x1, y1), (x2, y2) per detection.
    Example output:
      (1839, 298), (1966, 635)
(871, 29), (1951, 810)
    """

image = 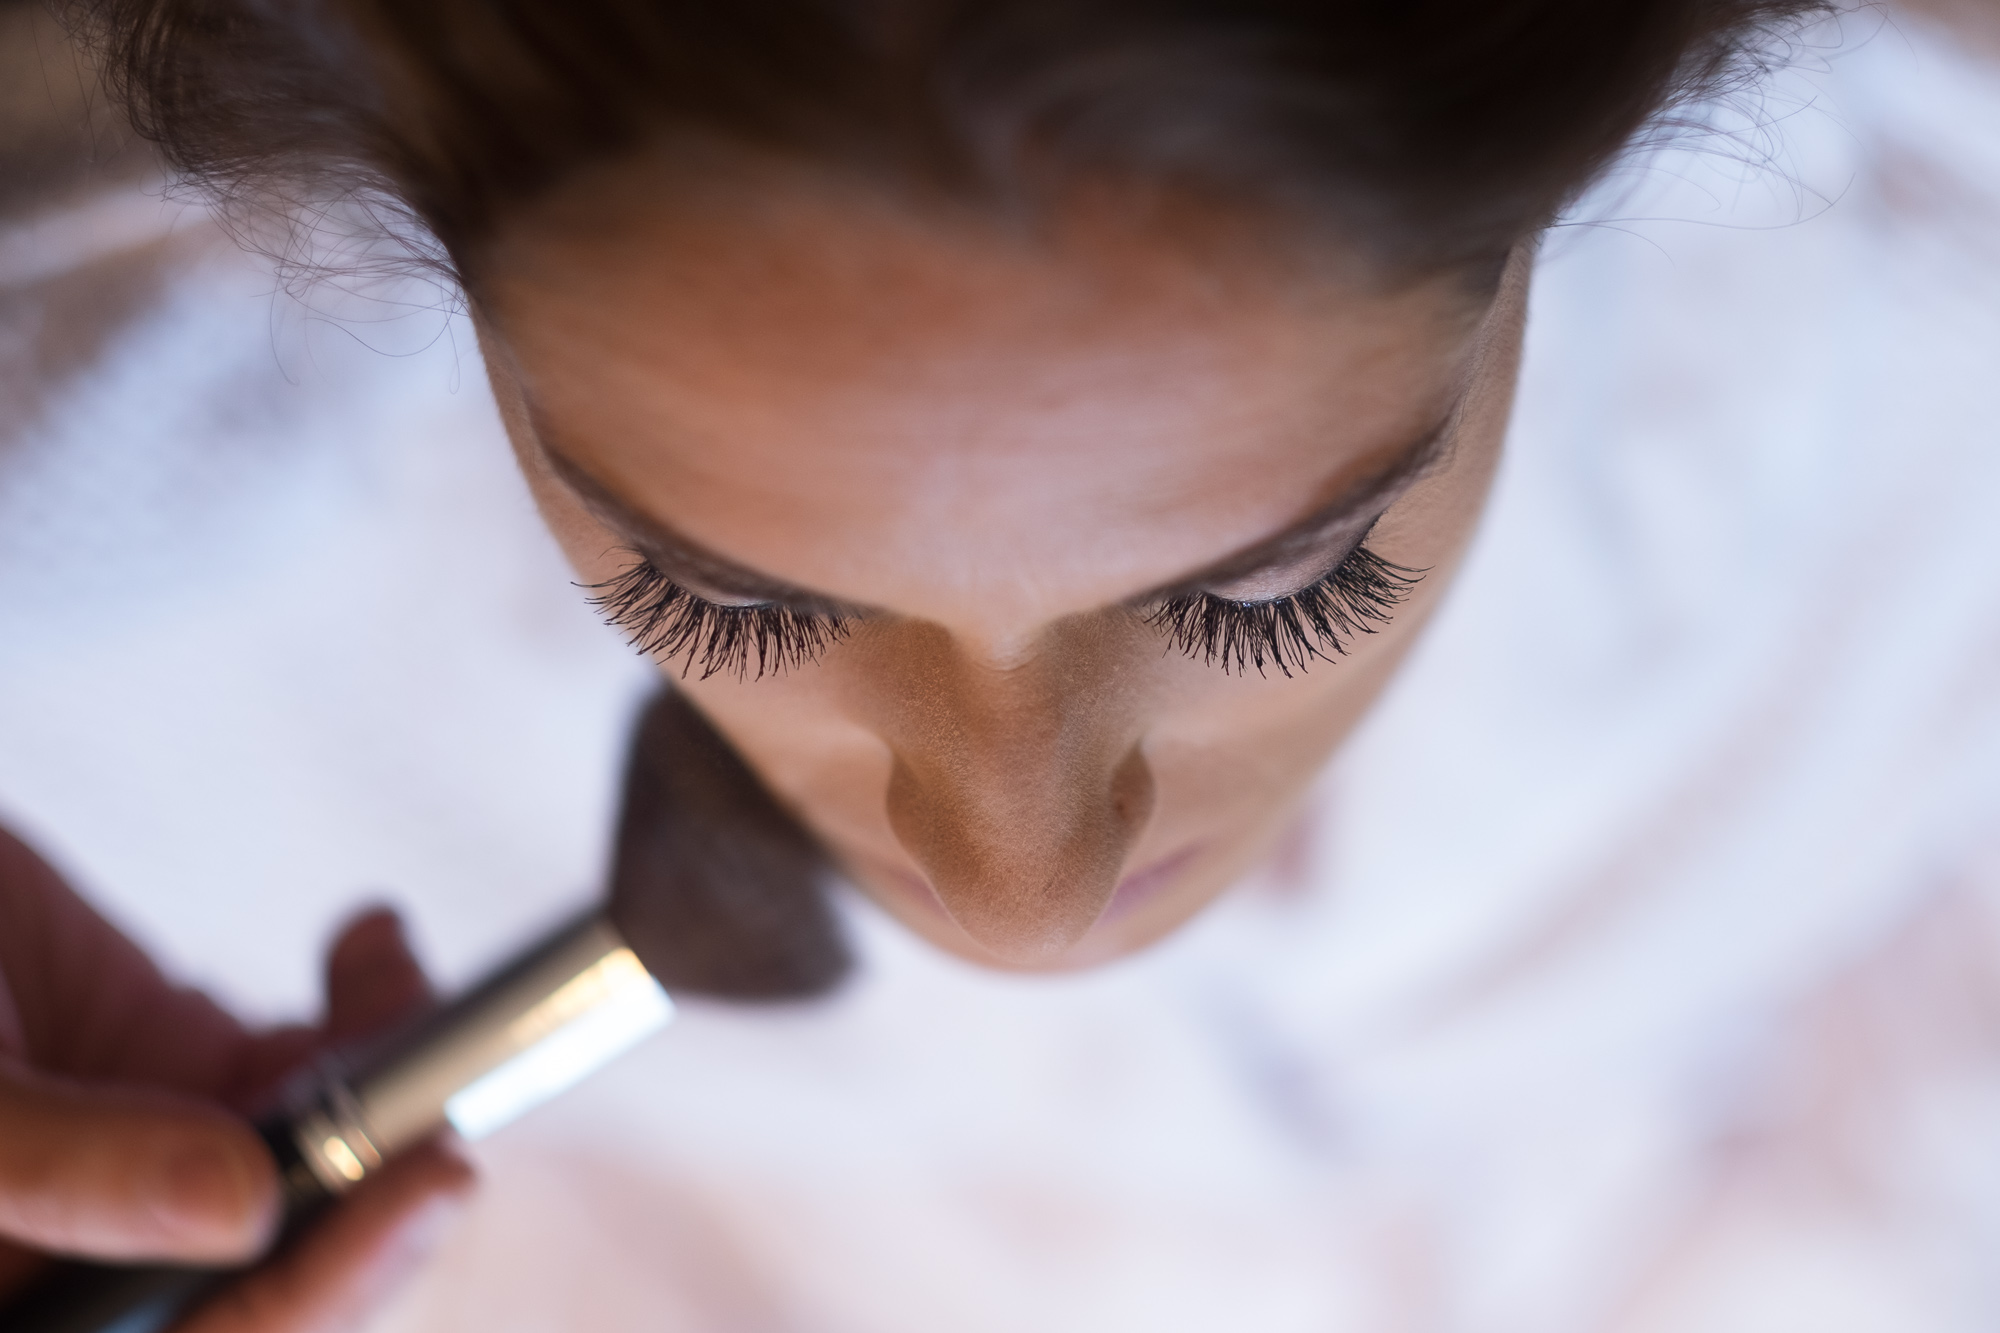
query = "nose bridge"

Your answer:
(860, 618), (1156, 962)
(925, 646), (1115, 790)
